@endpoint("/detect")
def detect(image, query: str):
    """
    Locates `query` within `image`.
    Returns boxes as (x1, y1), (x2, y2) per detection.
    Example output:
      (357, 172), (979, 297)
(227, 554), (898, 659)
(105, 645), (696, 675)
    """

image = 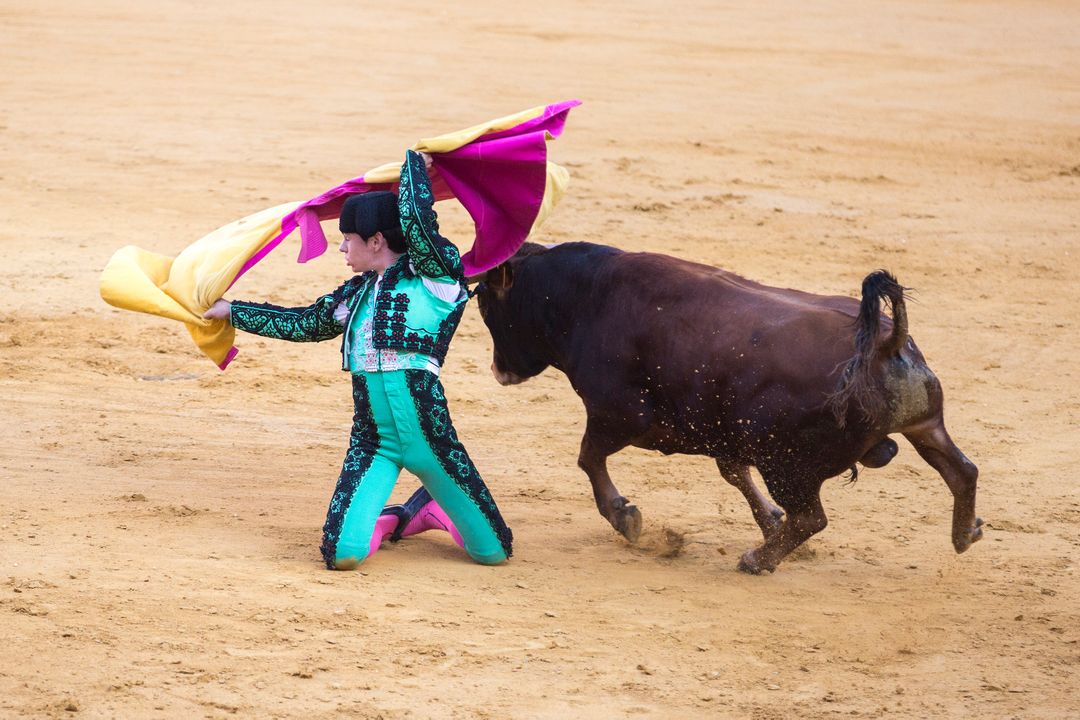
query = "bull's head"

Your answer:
(472, 245), (553, 386)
